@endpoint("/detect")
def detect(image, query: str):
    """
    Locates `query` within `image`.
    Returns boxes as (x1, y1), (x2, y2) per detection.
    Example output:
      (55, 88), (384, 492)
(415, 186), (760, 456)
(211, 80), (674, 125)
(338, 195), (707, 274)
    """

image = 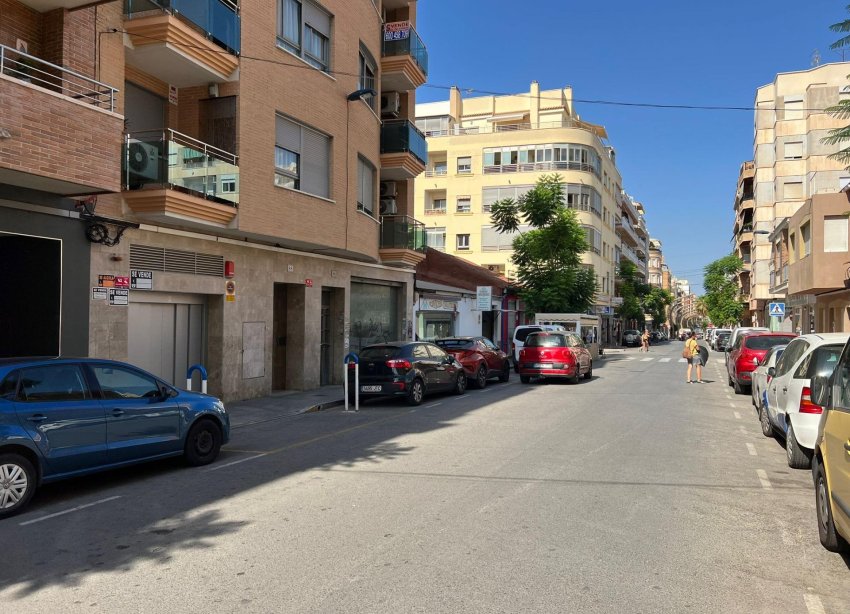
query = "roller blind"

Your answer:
(303, 0), (331, 37)
(824, 216), (849, 252)
(275, 116), (301, 152)
(301, 127), (330, 198)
